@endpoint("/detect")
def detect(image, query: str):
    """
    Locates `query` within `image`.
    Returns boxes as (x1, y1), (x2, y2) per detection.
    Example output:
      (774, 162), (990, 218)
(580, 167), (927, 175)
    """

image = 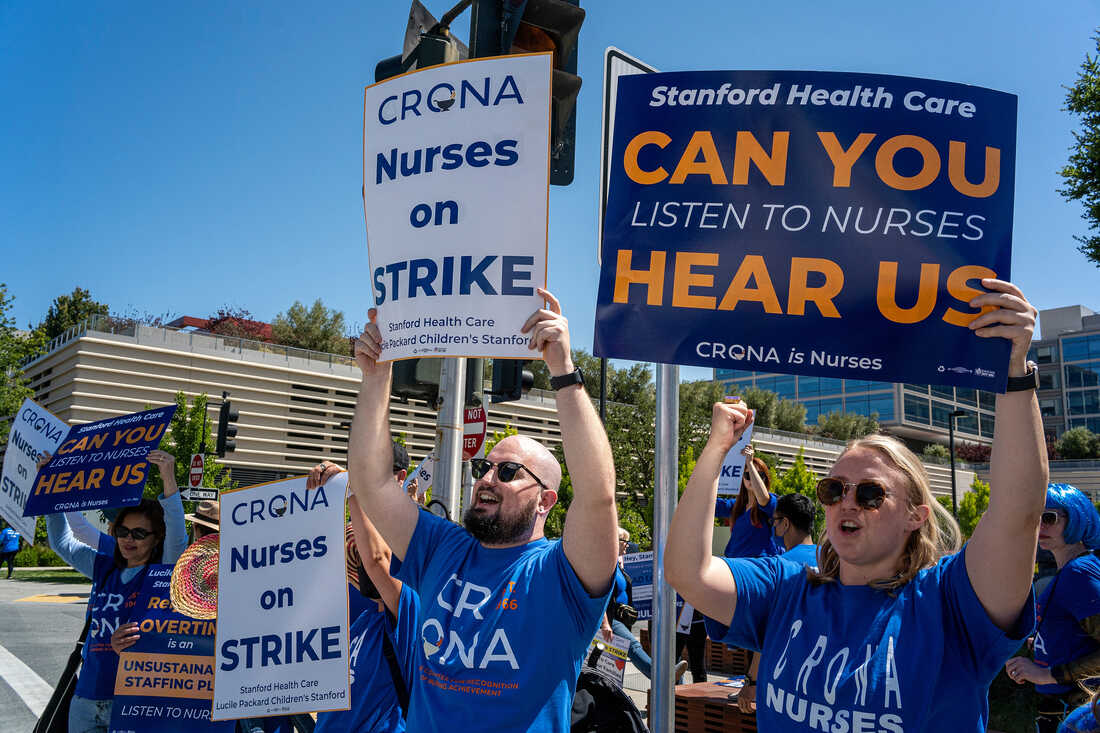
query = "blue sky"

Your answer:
(2, 1), (1098, 382)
